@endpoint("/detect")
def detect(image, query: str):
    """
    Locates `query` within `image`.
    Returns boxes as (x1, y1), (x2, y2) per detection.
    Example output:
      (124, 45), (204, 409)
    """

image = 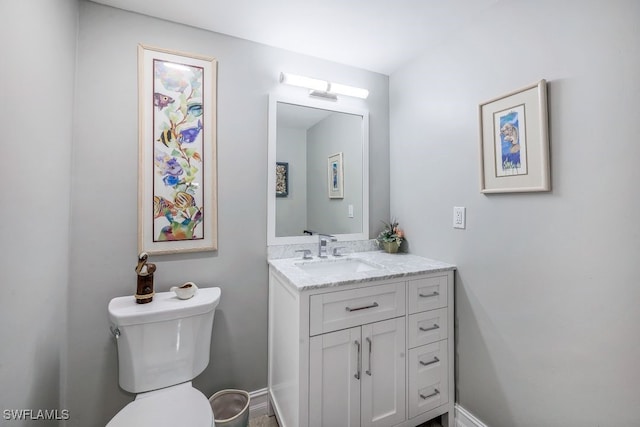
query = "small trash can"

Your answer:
(209, 389), (250, 427)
